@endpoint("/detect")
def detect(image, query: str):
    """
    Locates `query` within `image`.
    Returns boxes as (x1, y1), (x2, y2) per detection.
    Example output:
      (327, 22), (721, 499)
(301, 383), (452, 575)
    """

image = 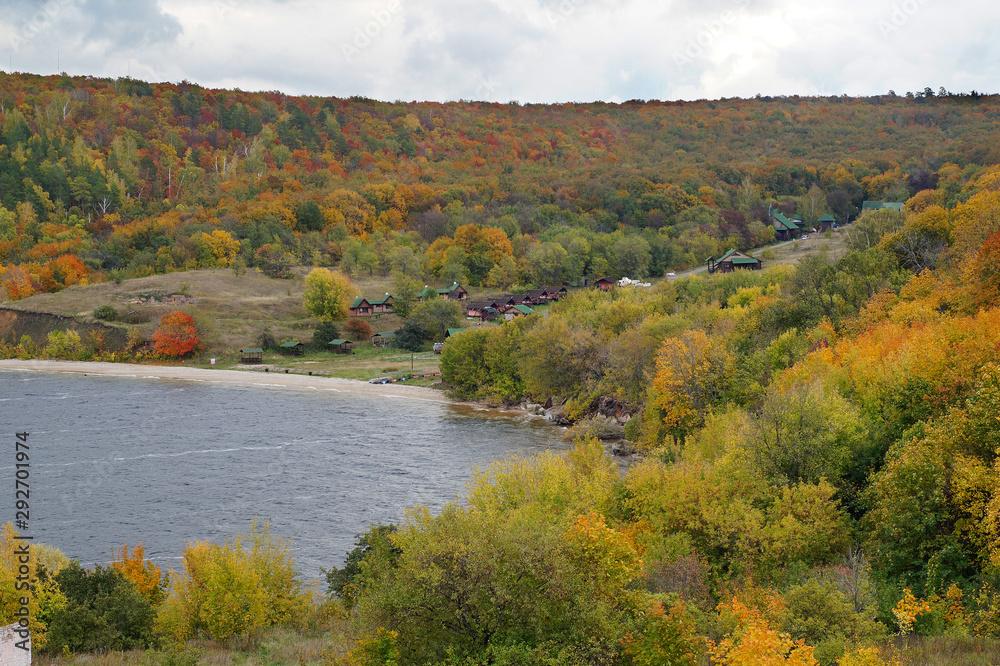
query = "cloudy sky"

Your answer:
(0, 0), (994, 103)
